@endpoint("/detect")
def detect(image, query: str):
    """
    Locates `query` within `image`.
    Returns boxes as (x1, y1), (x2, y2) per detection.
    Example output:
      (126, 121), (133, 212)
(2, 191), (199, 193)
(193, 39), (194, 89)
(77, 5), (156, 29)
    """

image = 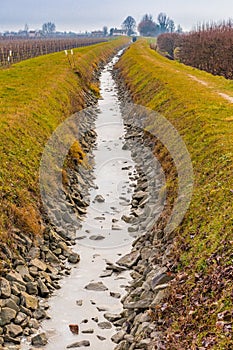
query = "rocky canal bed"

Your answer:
(0, 49), (175, 350)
